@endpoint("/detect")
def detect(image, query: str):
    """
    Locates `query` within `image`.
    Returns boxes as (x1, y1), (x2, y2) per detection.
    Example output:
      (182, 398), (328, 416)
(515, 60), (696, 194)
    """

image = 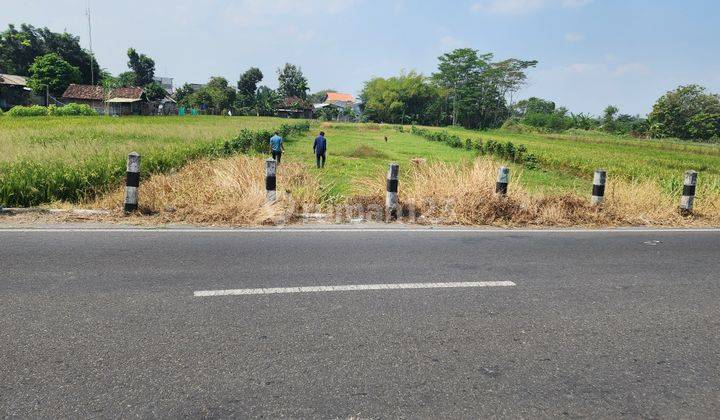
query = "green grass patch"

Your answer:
(0, 115), (308, 206)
